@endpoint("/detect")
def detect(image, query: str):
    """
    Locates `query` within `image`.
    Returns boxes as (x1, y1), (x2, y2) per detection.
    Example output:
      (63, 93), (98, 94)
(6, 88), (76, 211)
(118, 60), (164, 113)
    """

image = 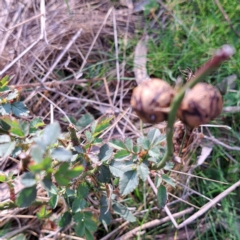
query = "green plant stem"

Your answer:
(68, 124), (80, 146)
(157, 45), (235, 169)
(78, 167), (98, 180)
